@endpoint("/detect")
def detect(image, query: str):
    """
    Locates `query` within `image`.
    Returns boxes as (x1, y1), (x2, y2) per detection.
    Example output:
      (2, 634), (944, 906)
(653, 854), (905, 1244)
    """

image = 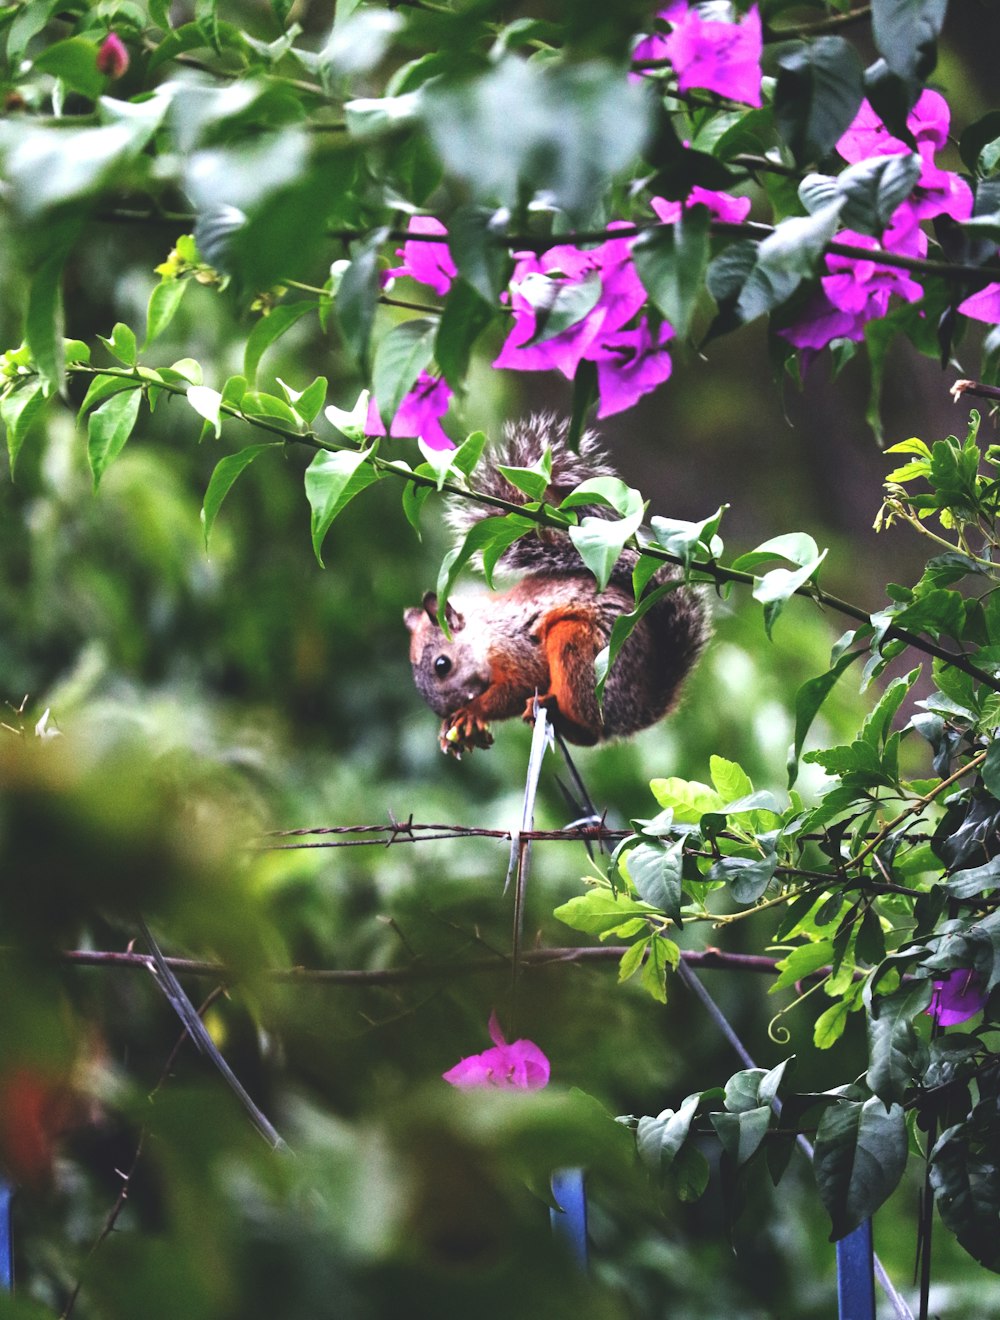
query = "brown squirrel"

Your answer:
(404, 415), (709, 756)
